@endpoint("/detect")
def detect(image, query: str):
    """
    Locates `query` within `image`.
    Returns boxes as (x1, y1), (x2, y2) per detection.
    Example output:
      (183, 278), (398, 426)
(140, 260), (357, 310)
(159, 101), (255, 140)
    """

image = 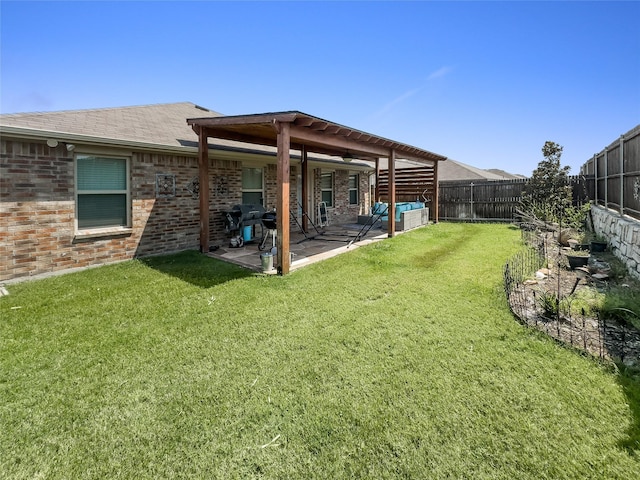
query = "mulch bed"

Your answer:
(507, 231), (640, 367)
